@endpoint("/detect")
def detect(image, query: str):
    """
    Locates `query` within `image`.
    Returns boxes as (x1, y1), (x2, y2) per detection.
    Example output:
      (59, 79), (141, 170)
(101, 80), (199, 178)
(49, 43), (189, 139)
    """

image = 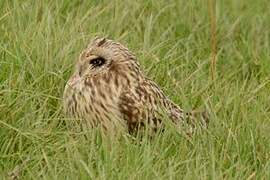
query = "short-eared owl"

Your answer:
(63, 38), (207, 133)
